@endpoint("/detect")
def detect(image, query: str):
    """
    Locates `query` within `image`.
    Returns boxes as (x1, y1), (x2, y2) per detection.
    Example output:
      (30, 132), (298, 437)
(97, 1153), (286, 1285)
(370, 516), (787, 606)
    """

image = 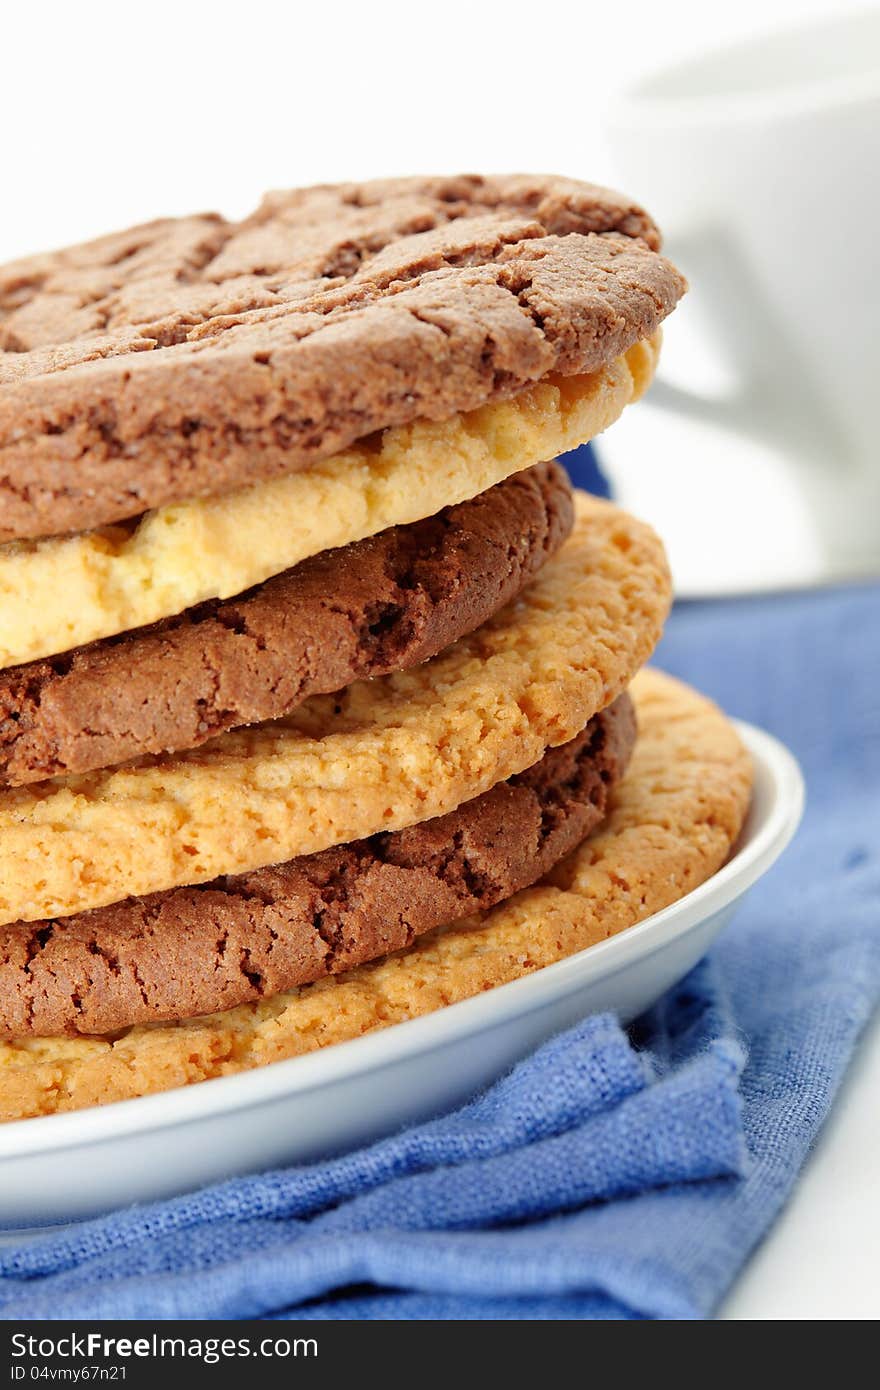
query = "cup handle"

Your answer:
(646, 376), (759, 433)
(645, 230), (844, 466)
